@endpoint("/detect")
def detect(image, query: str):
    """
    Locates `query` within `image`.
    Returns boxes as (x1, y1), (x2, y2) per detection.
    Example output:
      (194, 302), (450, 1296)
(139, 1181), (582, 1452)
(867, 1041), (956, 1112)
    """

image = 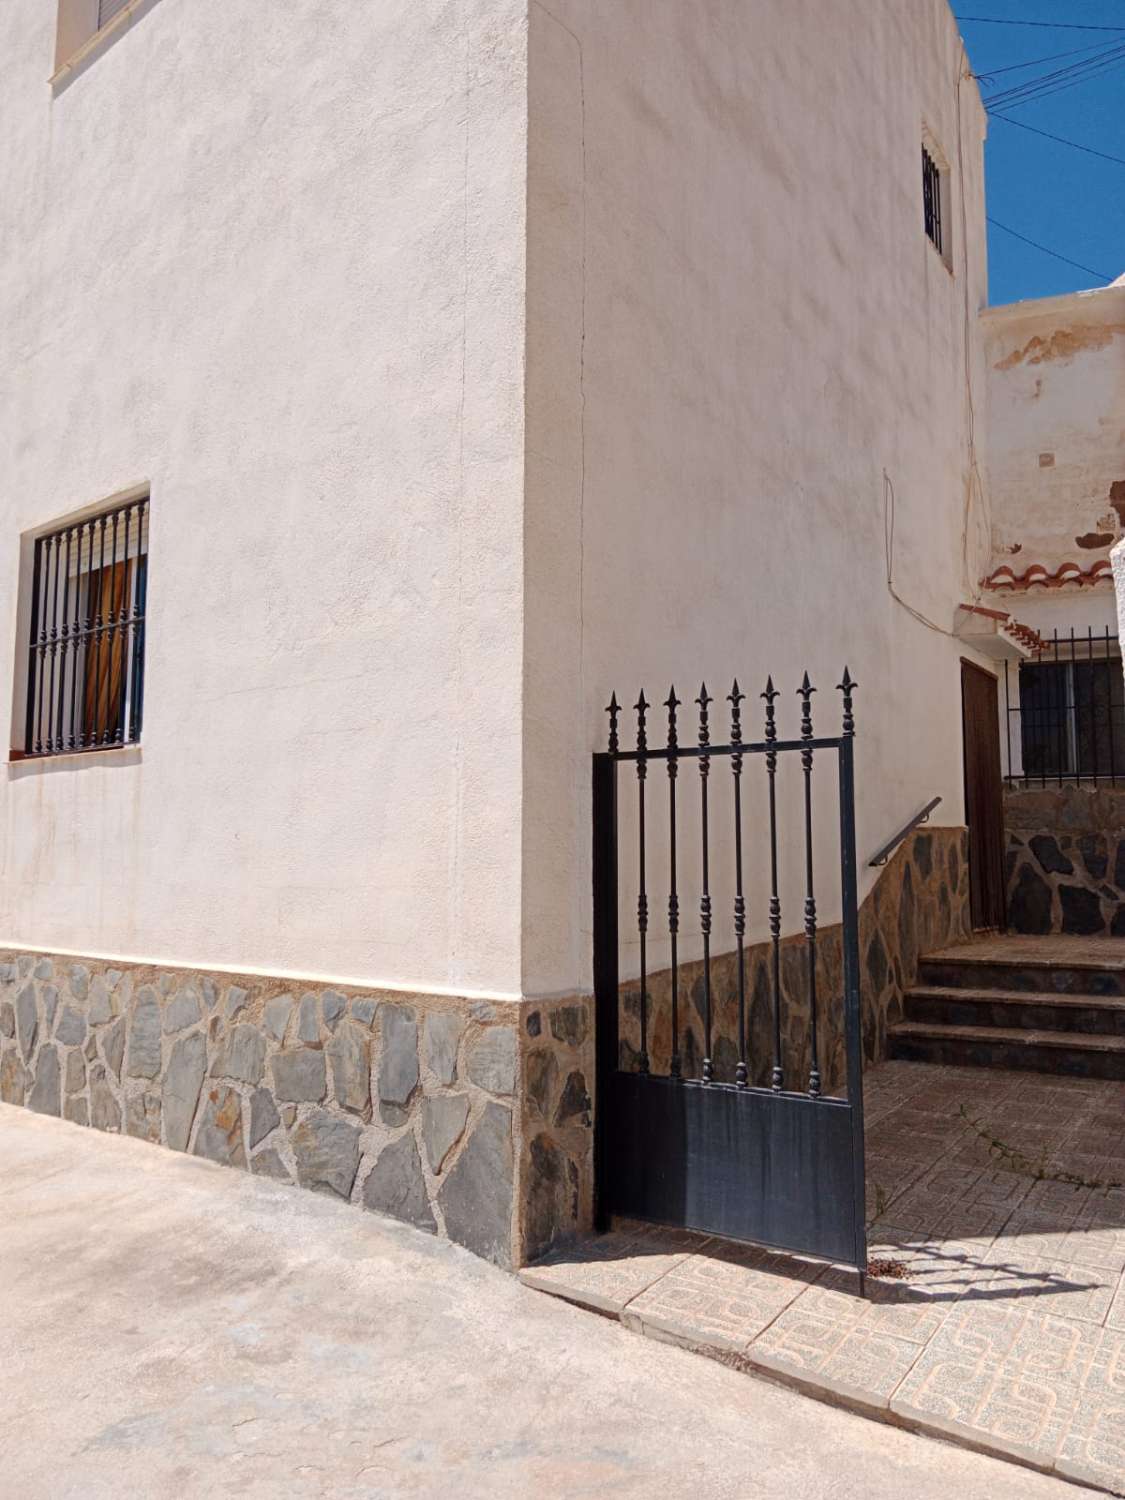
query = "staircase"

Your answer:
(888, 936), (1125, 1080)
